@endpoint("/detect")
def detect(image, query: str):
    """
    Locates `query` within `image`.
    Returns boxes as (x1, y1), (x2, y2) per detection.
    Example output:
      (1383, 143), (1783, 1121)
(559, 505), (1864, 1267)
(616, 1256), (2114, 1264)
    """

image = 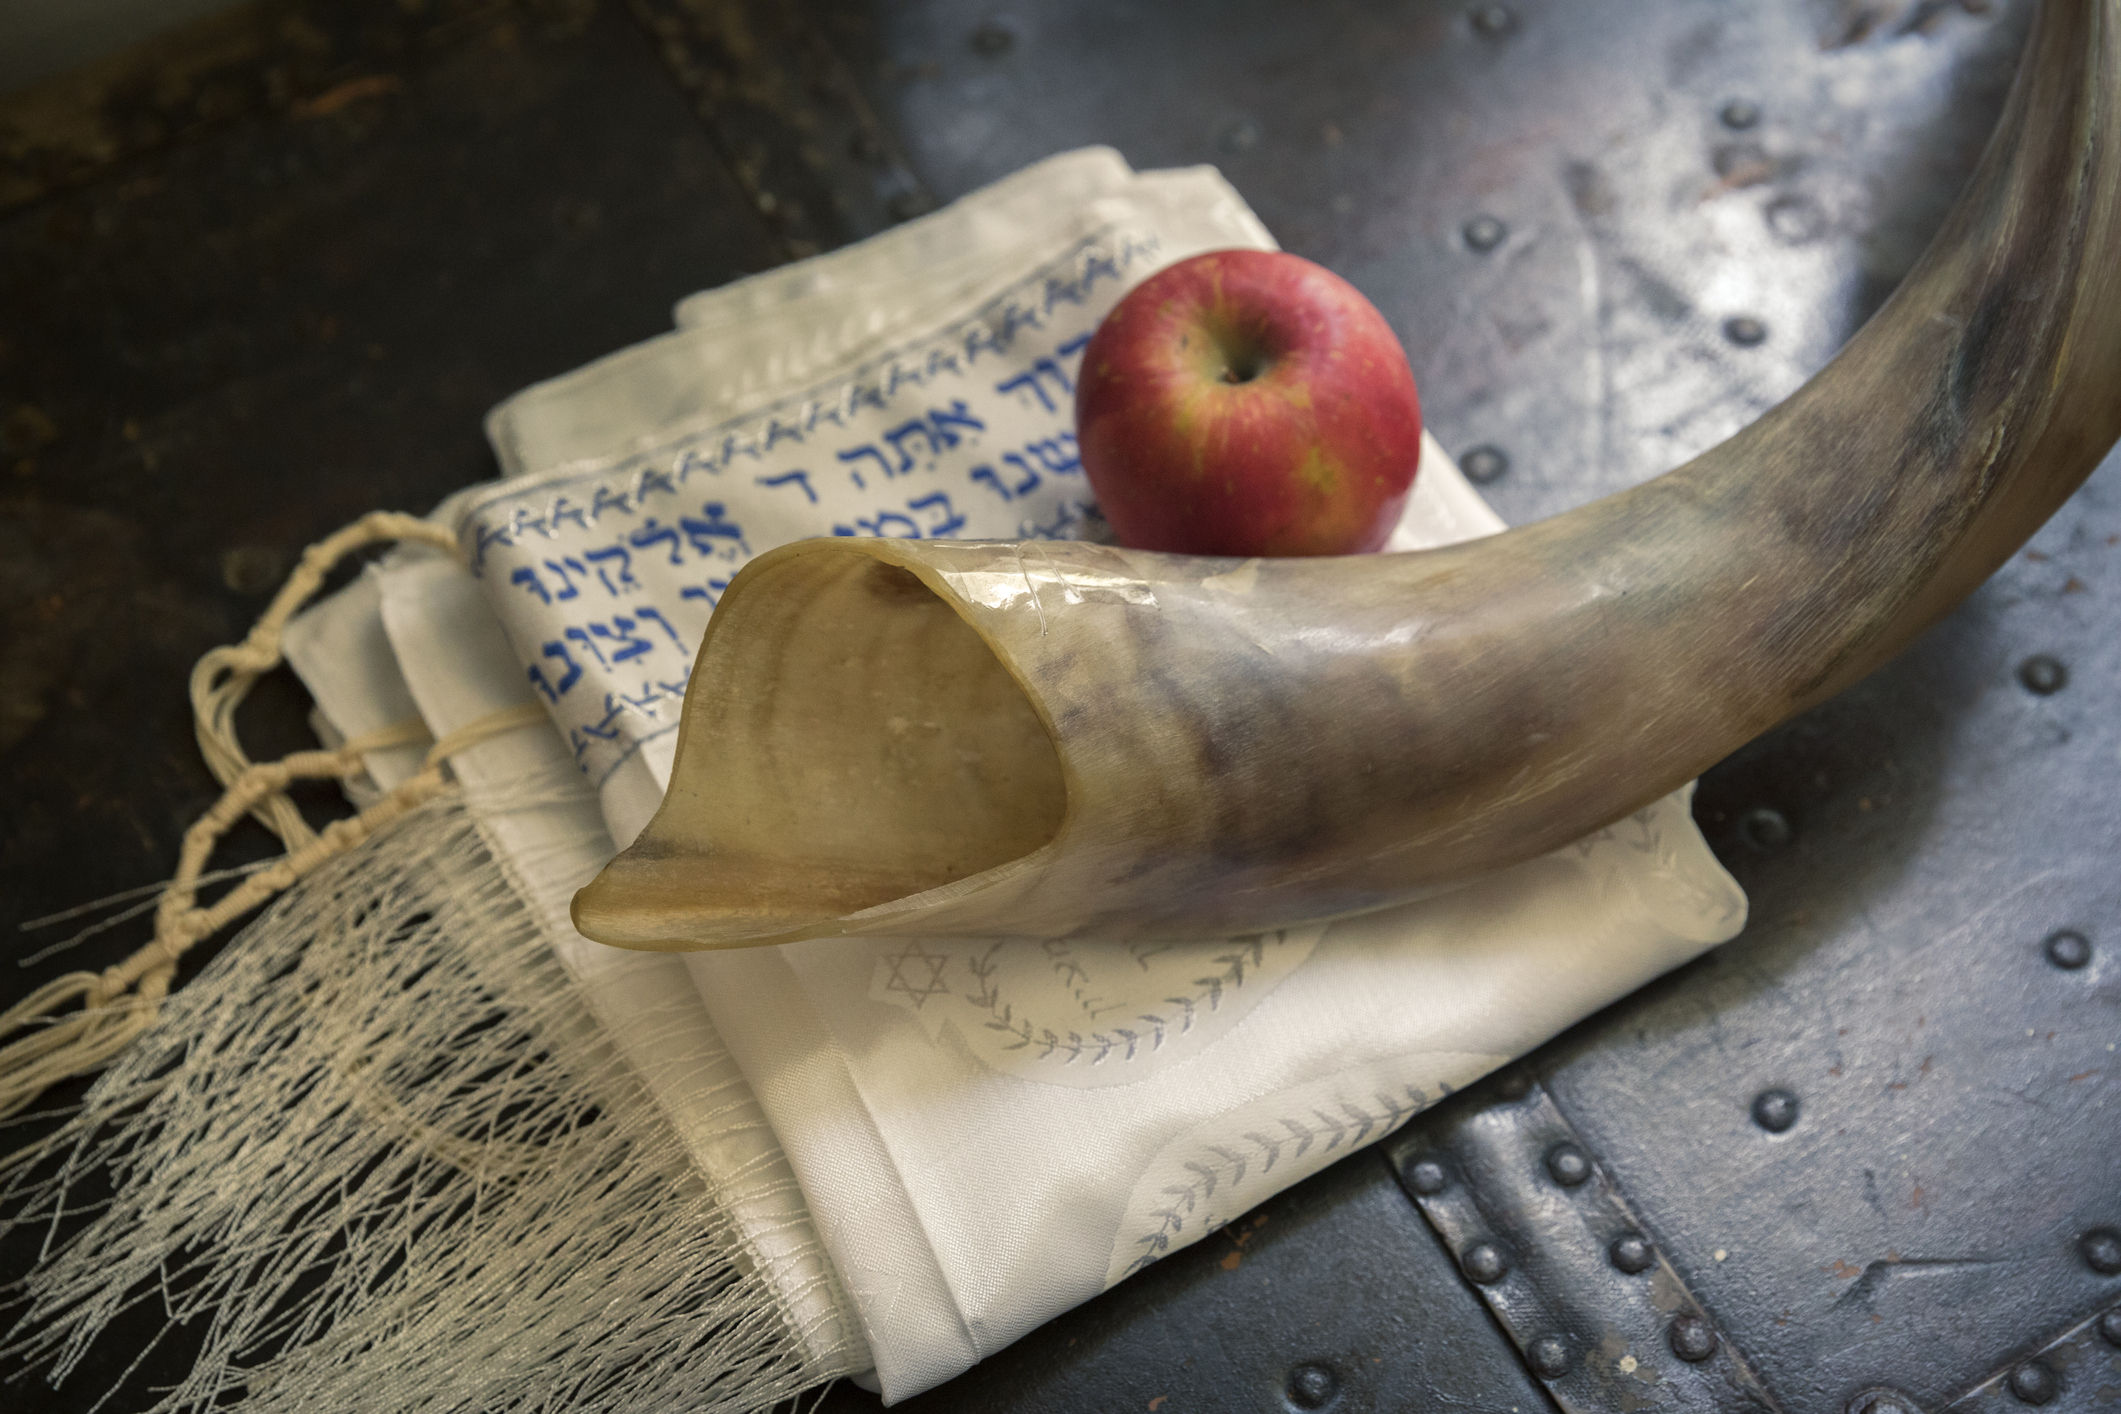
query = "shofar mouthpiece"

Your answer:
(574, 0), (2121, 951)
